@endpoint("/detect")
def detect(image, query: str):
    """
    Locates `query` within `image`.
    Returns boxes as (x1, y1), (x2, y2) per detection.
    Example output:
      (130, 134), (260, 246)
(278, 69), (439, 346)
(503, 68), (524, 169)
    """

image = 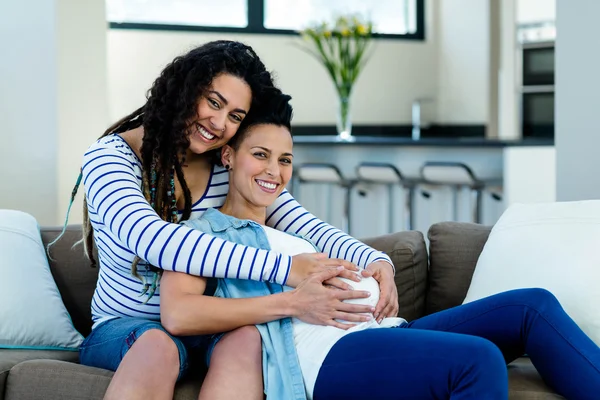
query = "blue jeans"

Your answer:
(314, 288), (600, 400)
(79, 317), (208, 380)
